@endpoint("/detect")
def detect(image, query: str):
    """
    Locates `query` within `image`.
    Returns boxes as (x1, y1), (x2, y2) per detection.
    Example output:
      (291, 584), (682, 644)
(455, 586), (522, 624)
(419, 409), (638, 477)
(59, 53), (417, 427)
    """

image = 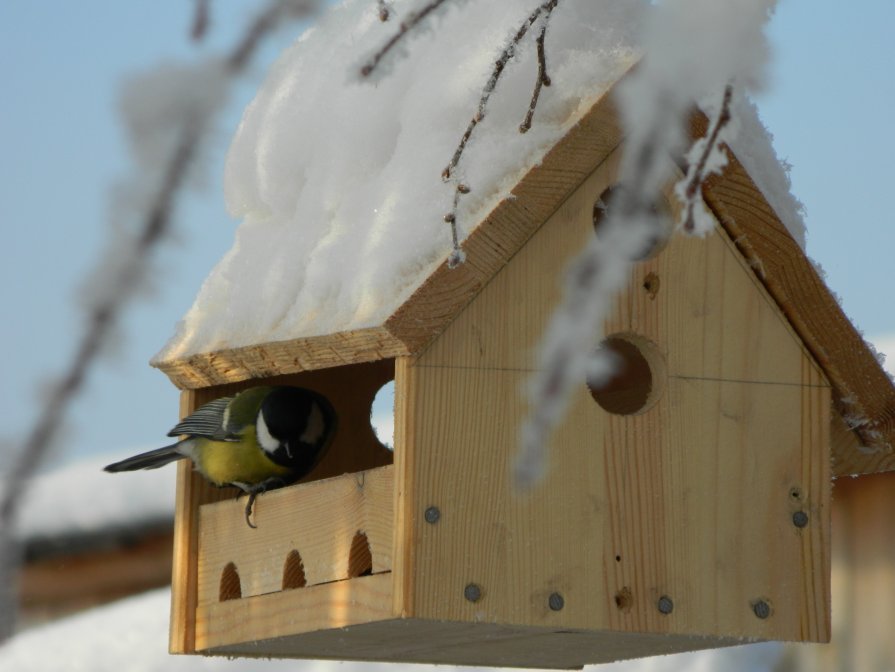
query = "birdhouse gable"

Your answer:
(399, 142), (831, 648)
